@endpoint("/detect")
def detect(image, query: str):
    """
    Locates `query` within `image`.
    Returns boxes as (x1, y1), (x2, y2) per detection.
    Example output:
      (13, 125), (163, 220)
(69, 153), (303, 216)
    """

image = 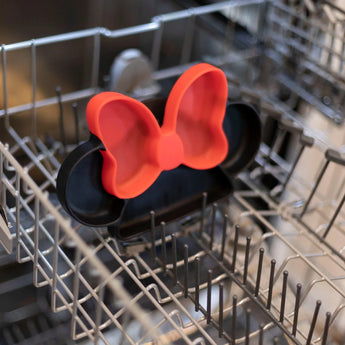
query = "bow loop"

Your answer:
(87, 92), (161, 198)
(164, 63), (228, 169)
